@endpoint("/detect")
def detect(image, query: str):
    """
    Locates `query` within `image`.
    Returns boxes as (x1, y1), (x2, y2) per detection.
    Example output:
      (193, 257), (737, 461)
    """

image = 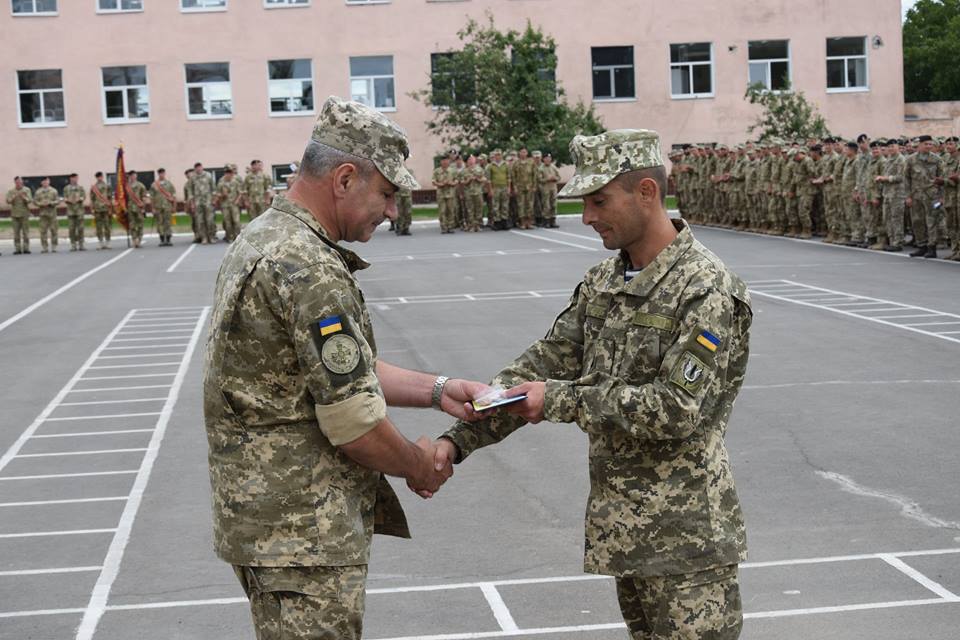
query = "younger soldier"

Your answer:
(532, 150), (544, 226)
(432, 156), (458, 233)
(876, 141), (908, 252)
(512, 148), (537, 229)
(125, 170), (149, 249)
(462, 155), (486, 232)
(151, 168), (178, 246)
(841, 142), (864, 246)
(486, 149), (511, 230)
(395, 186), (413, 236)
(90, 171), (112, 250)
(243, 159), (273, 221)
(63, 173), (87, 251)
(188, 162), (217, 244)
(34, 177), (60, 253)
(184, 169), (200, 243)
(217, 166), (243, 242)
(5, 176), (33, 254)
(905, 135), (943, 258)
(938, 138), (960, 260)
(538, 153), (560, 228)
